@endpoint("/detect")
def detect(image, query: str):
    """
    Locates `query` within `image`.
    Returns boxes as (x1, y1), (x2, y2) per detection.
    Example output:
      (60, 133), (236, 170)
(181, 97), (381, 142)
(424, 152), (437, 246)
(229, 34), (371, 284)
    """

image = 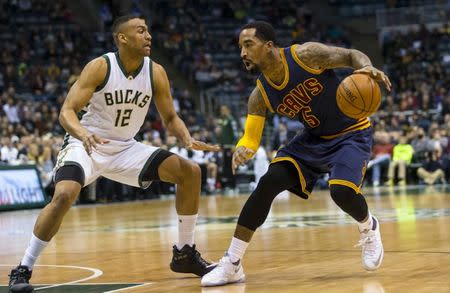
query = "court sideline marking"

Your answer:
(103, 283), (154, 292)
